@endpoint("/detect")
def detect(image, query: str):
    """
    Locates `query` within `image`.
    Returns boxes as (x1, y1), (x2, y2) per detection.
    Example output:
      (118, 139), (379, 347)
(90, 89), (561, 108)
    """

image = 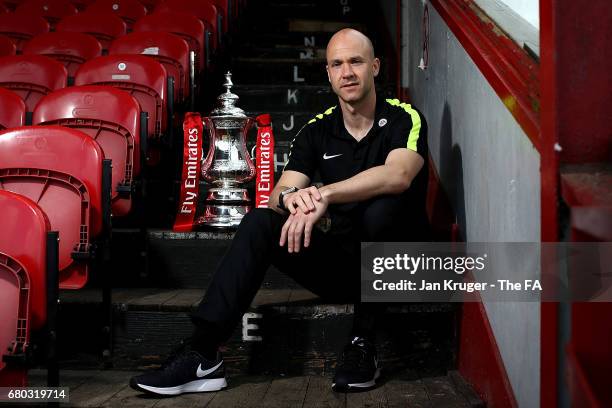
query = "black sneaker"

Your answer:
(129, 350), (227, 395)
(332, 336), (380, 392)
